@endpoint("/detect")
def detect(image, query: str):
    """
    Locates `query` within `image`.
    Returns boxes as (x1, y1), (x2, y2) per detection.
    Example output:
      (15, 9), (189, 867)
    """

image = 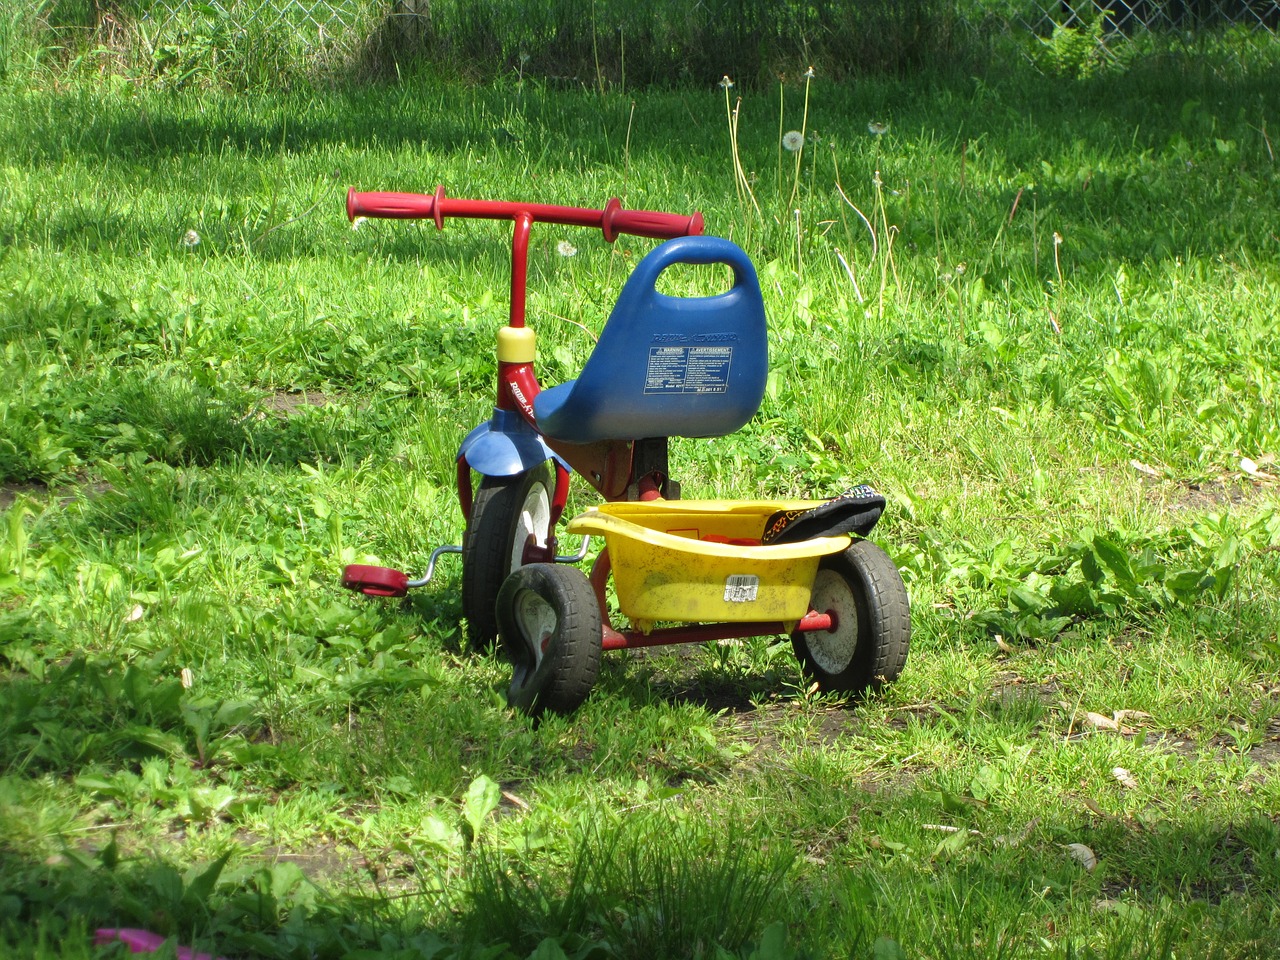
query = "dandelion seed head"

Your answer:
(803, 65), (816, 79)
(868, 121), (889, 136)
(351, 216), (367, 231)
(1053, 232), (1063, 246)
(719, 75), (734, 89)
(181, 229), (201, 247)
(557, 240), (578, 257)
(782, 130), (805, 152)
